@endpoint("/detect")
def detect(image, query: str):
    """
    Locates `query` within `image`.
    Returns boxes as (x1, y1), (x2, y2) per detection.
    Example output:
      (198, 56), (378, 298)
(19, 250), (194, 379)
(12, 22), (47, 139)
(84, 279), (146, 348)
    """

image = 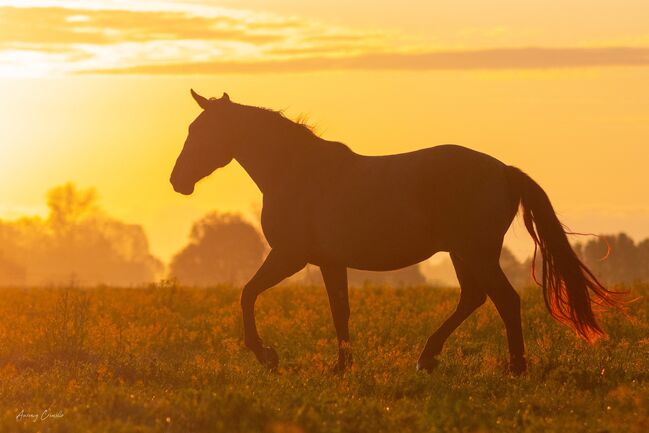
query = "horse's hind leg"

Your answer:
(443, 250), (527, 375)
(417, 253), (487, 372)
(479, 261), (526, 374)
